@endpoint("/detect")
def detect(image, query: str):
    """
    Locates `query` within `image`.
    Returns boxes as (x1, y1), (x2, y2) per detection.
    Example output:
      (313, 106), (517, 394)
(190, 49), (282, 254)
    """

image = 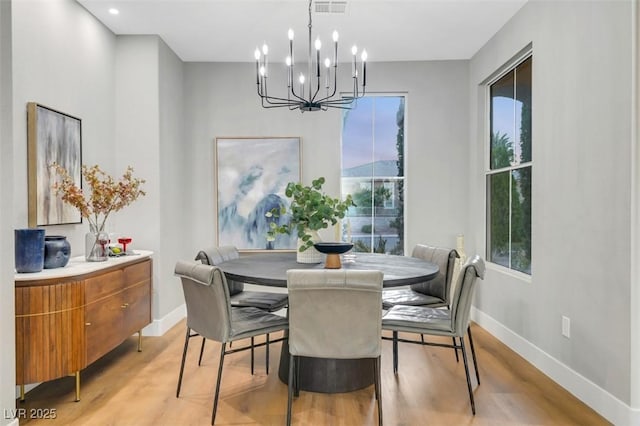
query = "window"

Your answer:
(341, 95), (406, 255)
(486, 56), (532, 274)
